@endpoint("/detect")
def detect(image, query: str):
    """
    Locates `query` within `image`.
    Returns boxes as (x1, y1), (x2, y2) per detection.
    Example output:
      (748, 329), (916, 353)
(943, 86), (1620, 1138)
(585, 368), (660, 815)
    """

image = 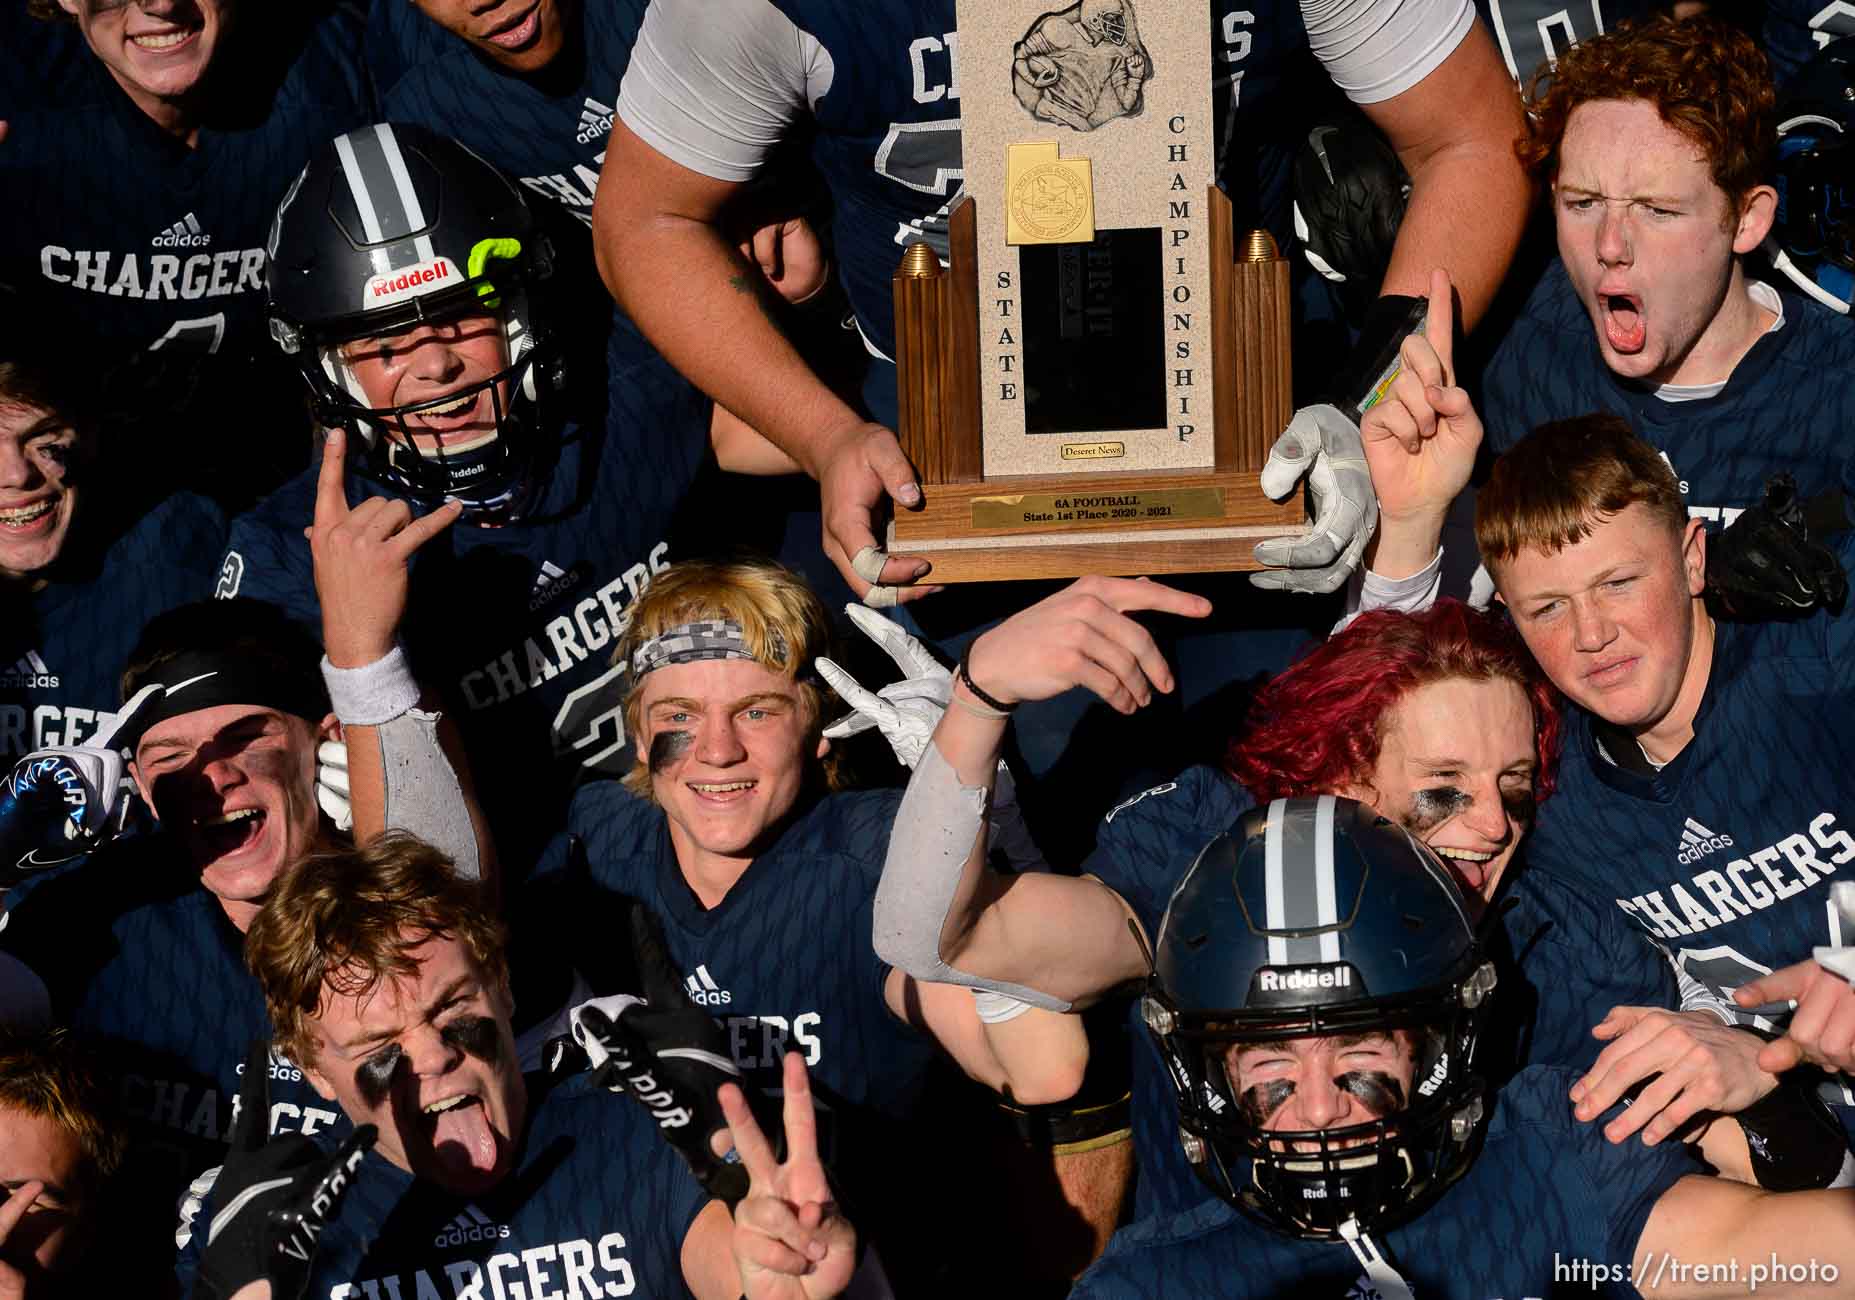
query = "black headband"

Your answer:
(113, 650), (330, 756)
